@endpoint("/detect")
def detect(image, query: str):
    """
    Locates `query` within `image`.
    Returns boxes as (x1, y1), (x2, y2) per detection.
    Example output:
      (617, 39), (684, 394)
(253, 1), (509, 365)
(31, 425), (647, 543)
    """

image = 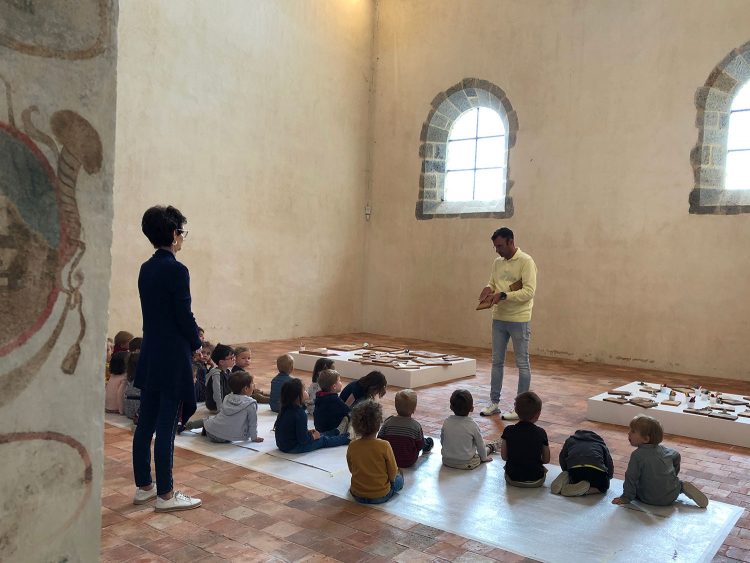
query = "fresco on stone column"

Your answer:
(0, 0), (116, 560)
